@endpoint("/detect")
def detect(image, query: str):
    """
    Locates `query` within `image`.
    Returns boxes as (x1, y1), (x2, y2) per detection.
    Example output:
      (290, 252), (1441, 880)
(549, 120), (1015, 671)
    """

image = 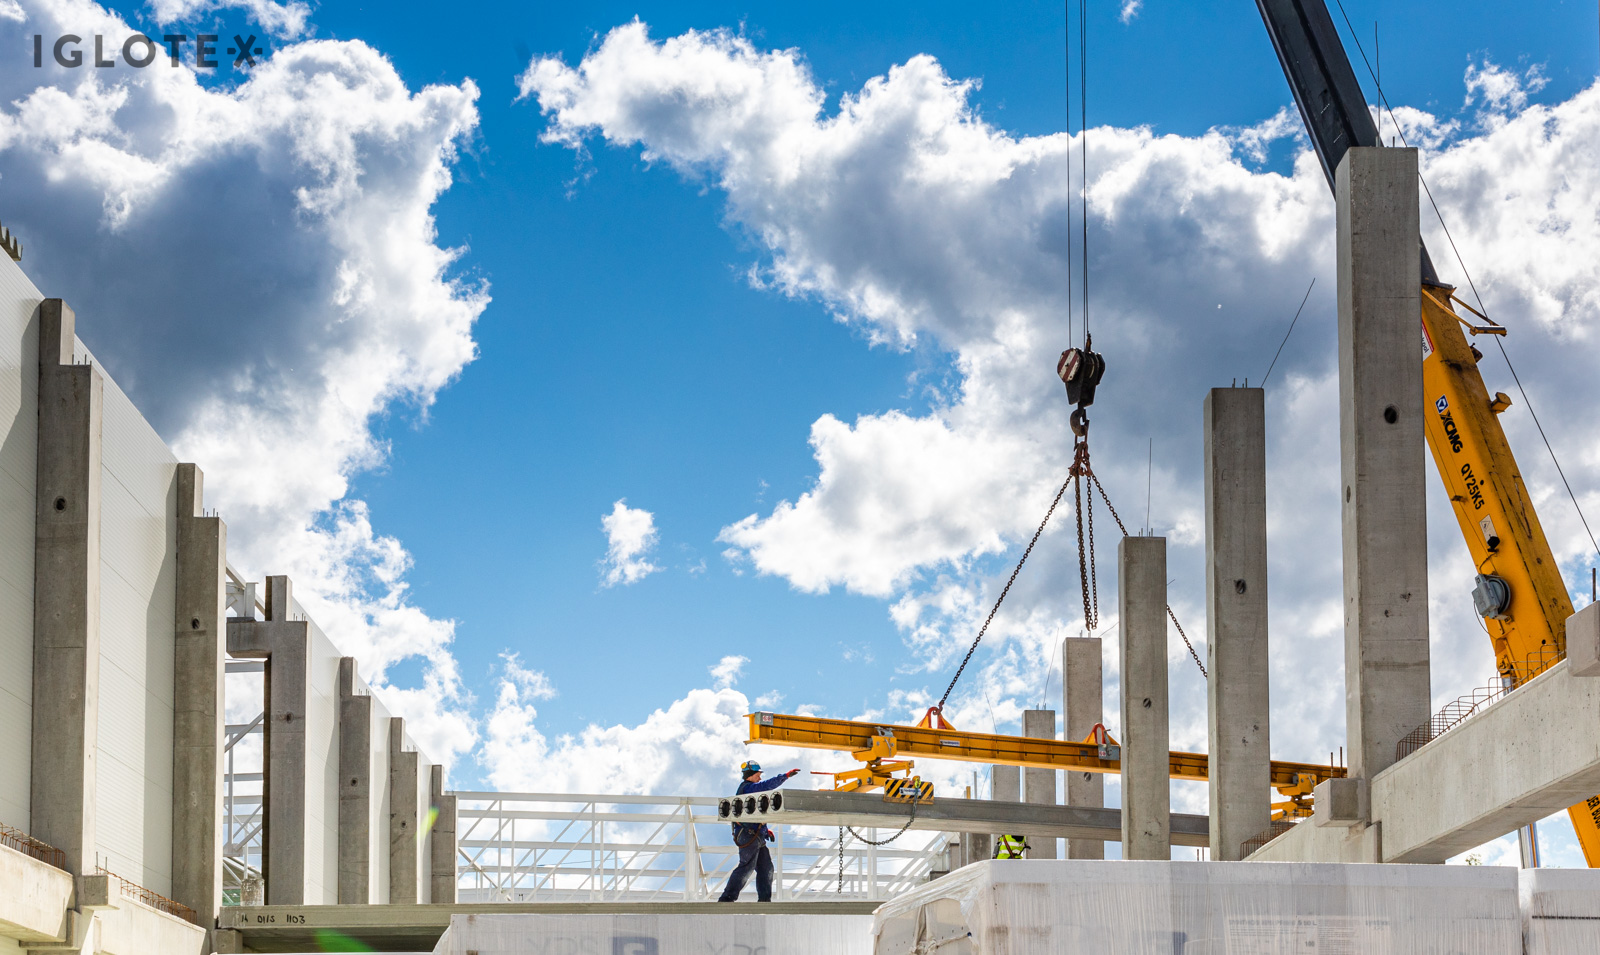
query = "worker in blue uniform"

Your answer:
(717, 760), (800, 902)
